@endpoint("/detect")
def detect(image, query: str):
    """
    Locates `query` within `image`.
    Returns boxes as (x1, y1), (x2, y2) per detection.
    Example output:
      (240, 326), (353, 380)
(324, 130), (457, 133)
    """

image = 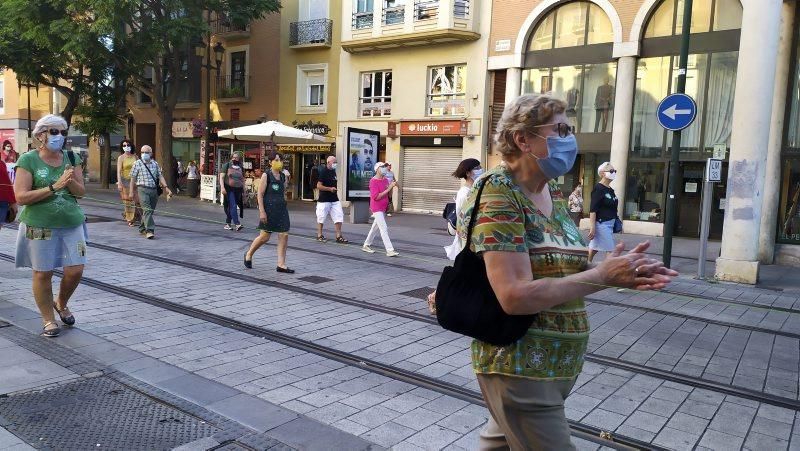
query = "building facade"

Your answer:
(277, 0), (341, 201)
(128, 12), (281, 180)
(336, 0), (492, 213)
(489, 0), (798, 283)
